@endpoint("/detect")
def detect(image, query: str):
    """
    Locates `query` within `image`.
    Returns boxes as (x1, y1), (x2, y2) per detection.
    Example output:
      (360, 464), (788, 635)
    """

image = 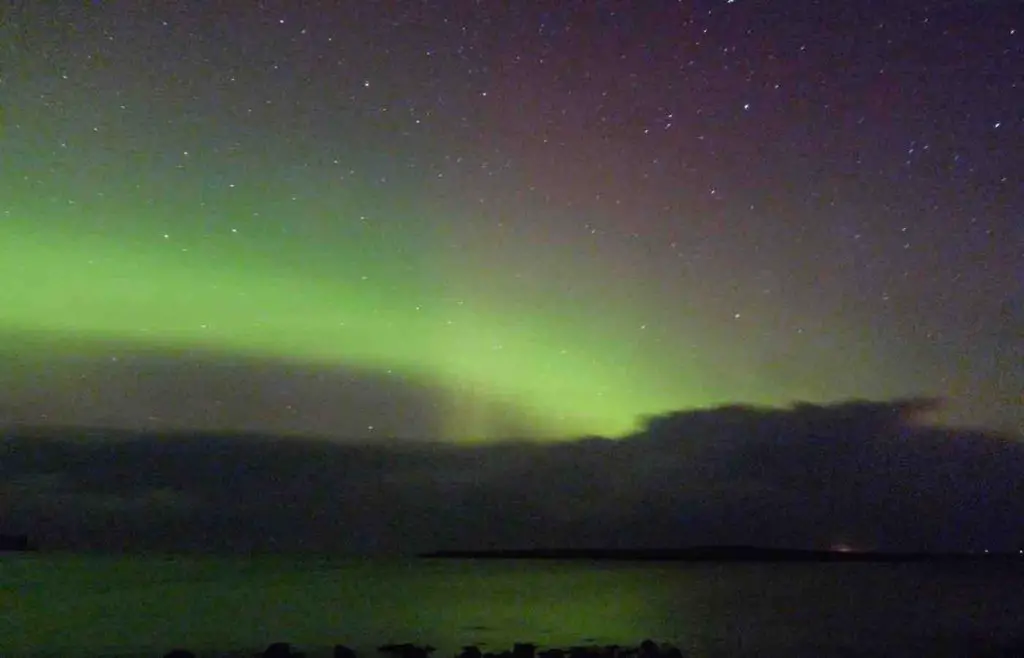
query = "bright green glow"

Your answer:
(5, 555), (663, 655)
(1, 208), (729, 439)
